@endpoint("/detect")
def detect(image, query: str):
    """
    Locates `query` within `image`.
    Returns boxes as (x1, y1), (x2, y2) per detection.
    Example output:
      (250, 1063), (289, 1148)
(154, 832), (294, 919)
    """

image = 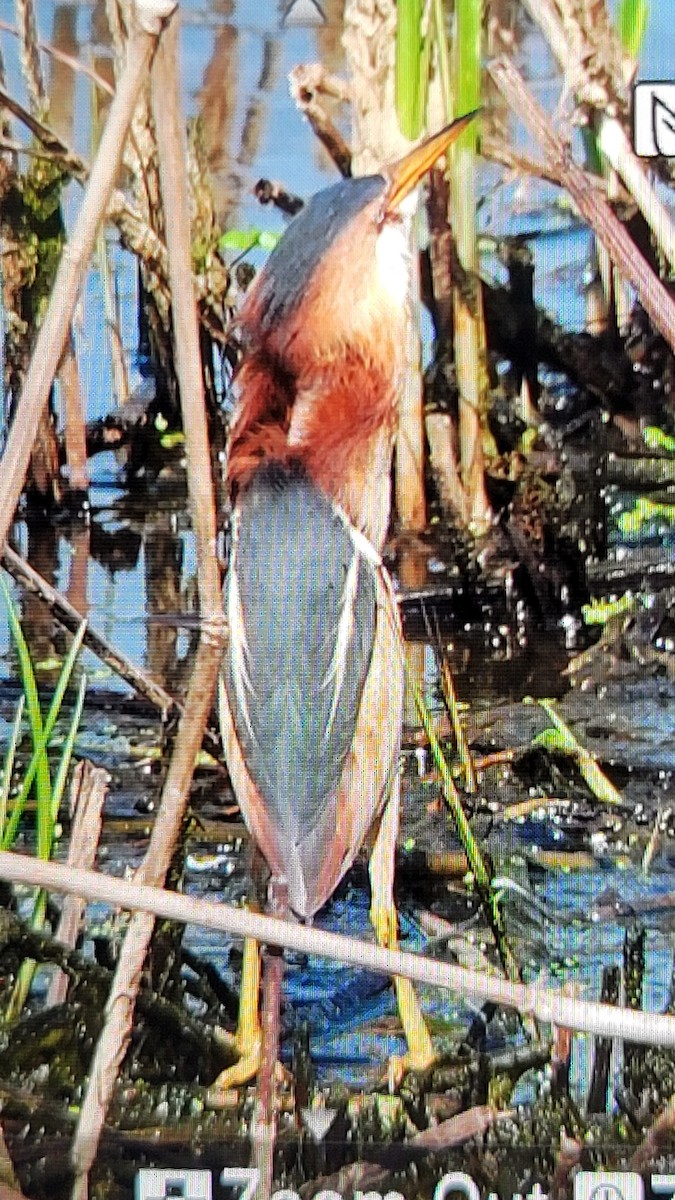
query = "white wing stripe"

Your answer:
(226, 565), (255, 737)
(321, 551), (360, 742)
